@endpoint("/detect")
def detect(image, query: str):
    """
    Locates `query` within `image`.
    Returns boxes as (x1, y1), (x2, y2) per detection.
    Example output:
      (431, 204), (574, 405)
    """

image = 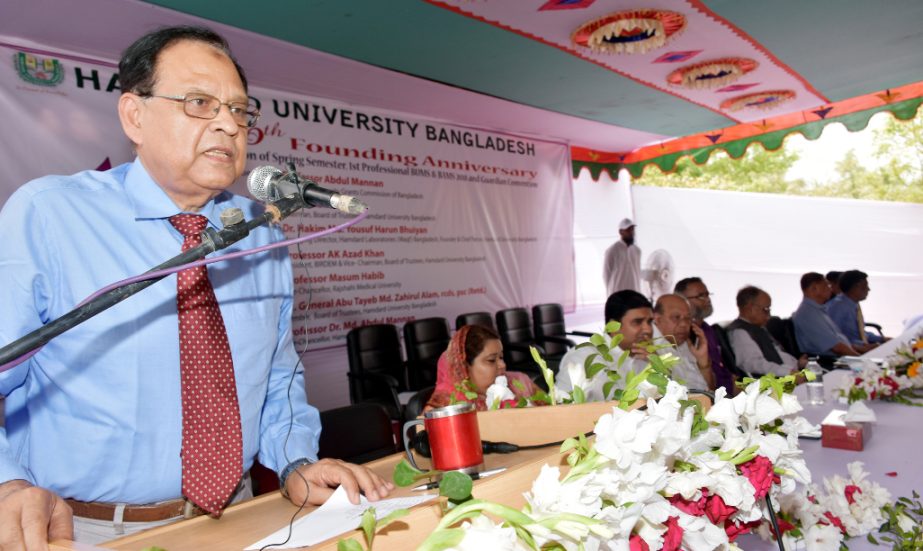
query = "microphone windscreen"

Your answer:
(247, 166), (281, 202)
